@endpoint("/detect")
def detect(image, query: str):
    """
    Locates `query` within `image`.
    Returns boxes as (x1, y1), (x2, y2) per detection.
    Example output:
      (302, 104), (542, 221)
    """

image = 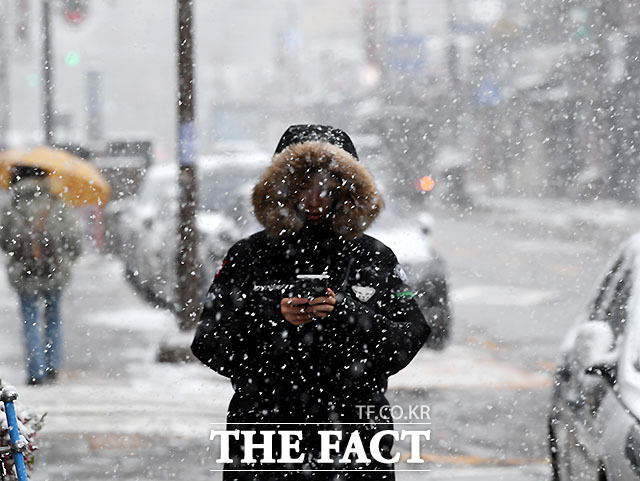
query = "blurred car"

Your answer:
(108, 148), (452, 347)
(357, 142), (452, 349)
(107, 151), (268, 309)
(368, 202), (452, 350)
(548, 234), (640, 480)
